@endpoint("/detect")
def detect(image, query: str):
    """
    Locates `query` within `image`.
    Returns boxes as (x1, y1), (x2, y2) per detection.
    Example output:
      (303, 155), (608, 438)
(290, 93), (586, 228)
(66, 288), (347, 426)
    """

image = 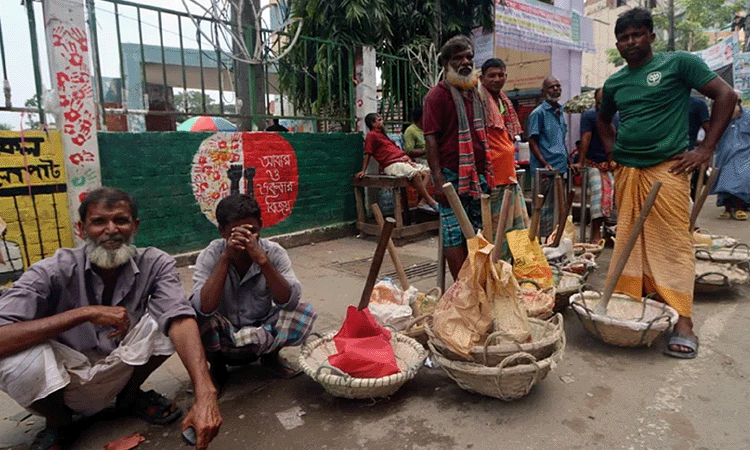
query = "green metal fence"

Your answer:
(377, 52), (427, 134)
(2, 0), (359, 132)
